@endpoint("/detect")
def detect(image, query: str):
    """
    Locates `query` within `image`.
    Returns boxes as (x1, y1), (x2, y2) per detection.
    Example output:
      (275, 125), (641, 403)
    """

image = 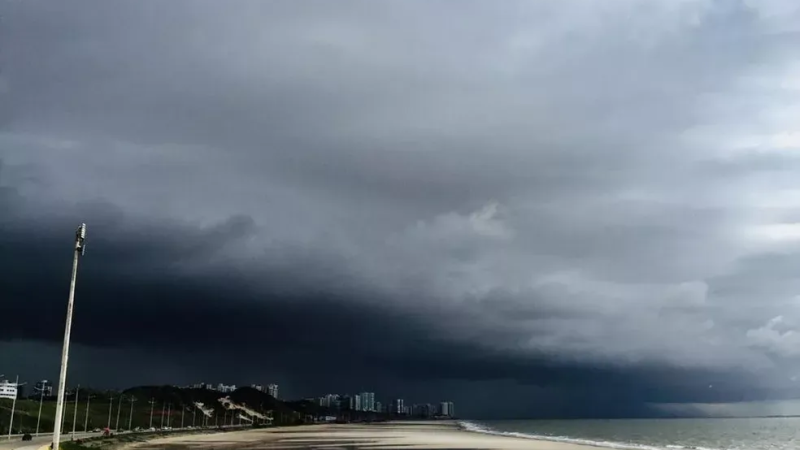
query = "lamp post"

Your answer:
(52, 224), (87, 450)
(35, 383), (46, 437)
(107, 396), (114, 429)
(148, 399), (155, 429)
(84, 395), (95, 432)
(115, 396), (123, 431)
(128, 397), (137, 431)
(71, 385), (80, 437)
(6, 377), (25, 440)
